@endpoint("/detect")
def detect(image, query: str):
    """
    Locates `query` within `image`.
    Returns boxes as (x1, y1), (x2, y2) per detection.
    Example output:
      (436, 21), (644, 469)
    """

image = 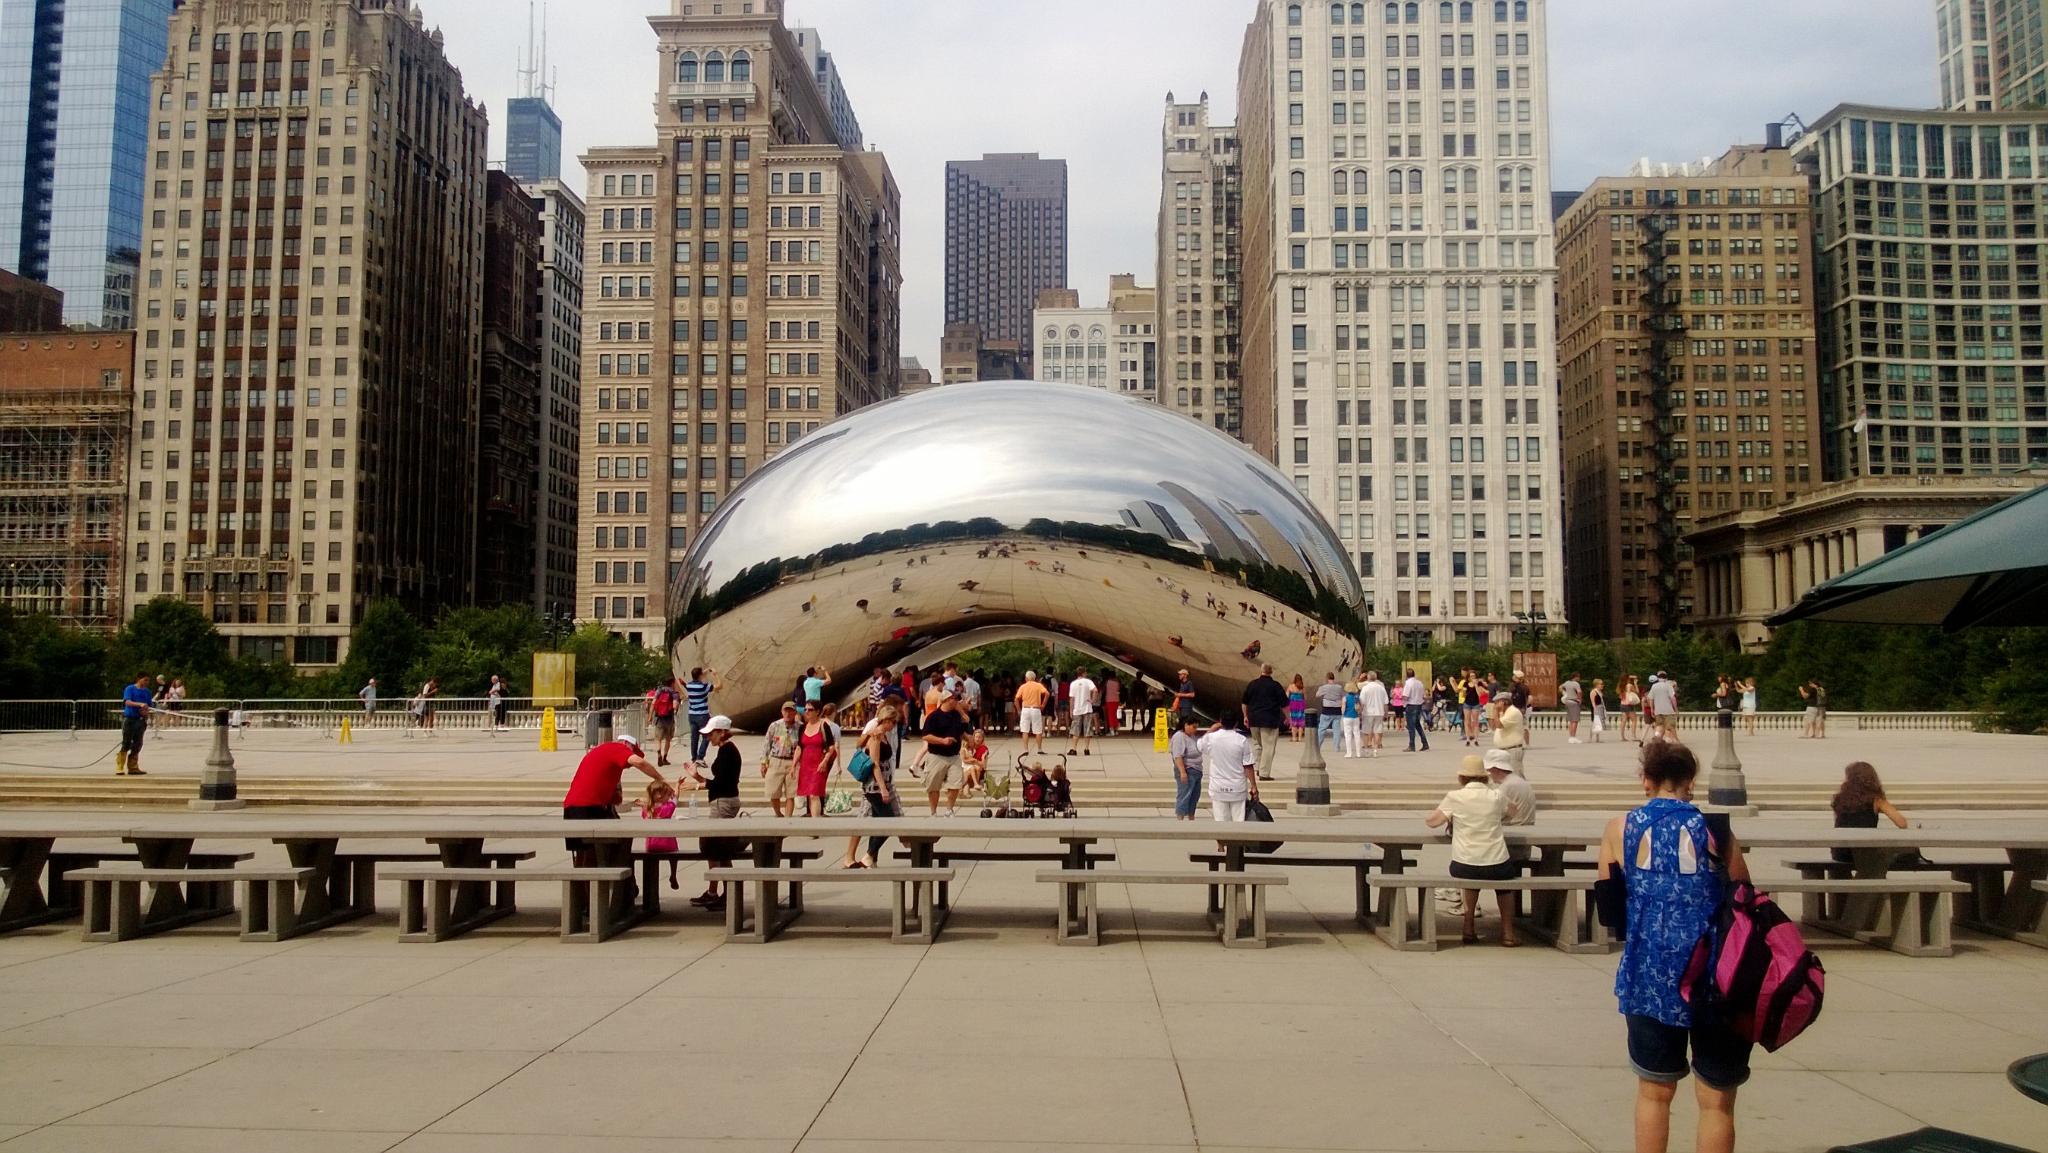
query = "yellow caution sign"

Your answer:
(539, 707), (559, 752)
(1152, 705), (1169, 753)
(337, 717), (352, 744)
